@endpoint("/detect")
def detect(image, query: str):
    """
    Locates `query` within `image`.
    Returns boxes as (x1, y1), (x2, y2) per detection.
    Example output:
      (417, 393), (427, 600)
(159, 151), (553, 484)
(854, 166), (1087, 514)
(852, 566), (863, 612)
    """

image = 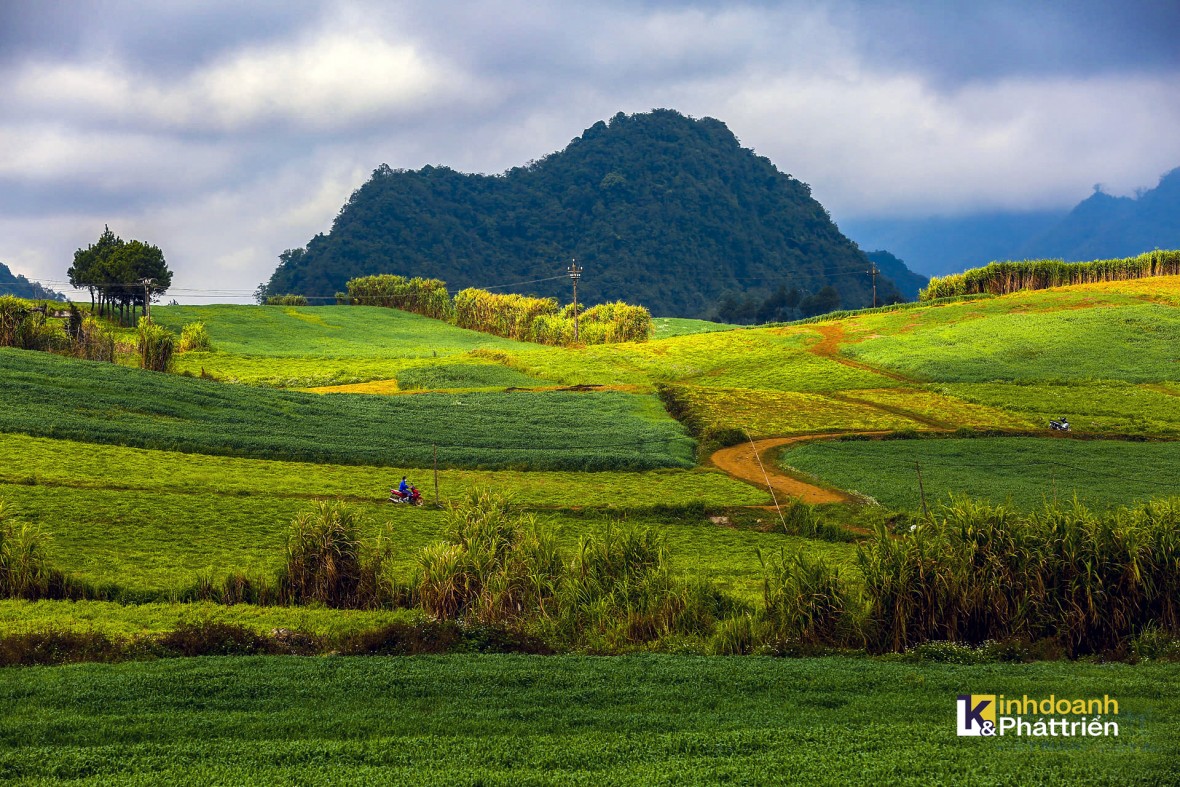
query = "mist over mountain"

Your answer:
(0, 262), (65, 301)
(842, 168), (1180, 277)
(262, 110), (921, 319)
